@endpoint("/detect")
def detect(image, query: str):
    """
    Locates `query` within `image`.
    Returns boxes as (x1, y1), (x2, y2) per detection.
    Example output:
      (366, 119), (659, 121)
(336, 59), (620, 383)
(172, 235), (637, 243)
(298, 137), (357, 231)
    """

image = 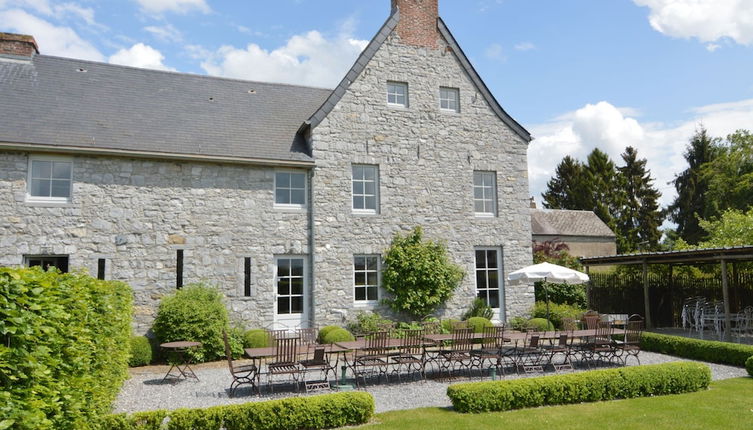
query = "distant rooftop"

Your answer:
(531, 209), (616, 238)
